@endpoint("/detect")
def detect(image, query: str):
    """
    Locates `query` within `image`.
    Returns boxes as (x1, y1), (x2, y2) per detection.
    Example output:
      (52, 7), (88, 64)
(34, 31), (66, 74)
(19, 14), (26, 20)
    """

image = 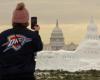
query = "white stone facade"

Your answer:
(43, 20), (78, 51)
